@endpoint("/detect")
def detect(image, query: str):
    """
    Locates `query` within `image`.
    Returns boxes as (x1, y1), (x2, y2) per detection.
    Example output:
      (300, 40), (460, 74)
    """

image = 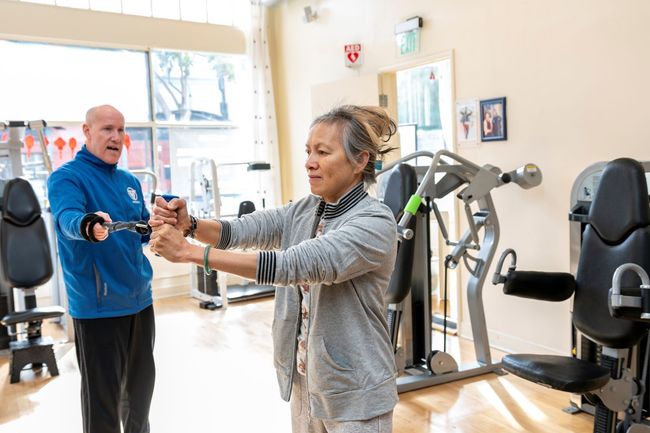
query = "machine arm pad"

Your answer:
(502, 270), (576, 302)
